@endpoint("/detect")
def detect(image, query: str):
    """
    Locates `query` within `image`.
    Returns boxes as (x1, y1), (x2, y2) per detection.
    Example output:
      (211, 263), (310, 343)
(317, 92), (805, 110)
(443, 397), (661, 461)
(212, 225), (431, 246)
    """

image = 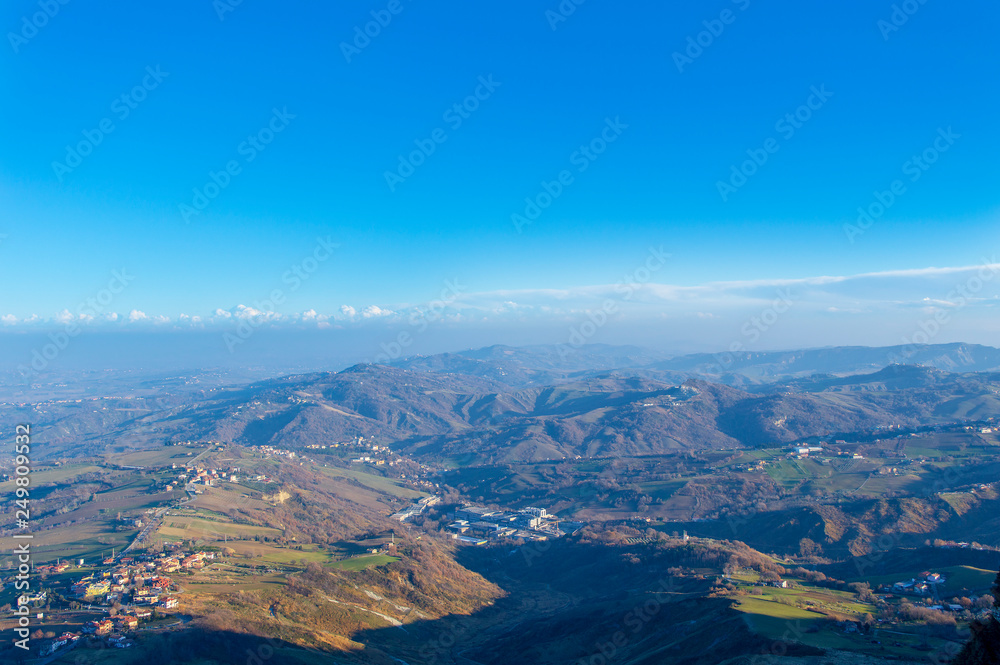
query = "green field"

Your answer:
(0, 463), (103, 492)
(638, 479), (687, 501)
(735, 596), (827, 620)
(157, 512), (283, 541)
(329, 554), (400, 571)
(23, 519), (136, 564)
(106, 445), (209, 468)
